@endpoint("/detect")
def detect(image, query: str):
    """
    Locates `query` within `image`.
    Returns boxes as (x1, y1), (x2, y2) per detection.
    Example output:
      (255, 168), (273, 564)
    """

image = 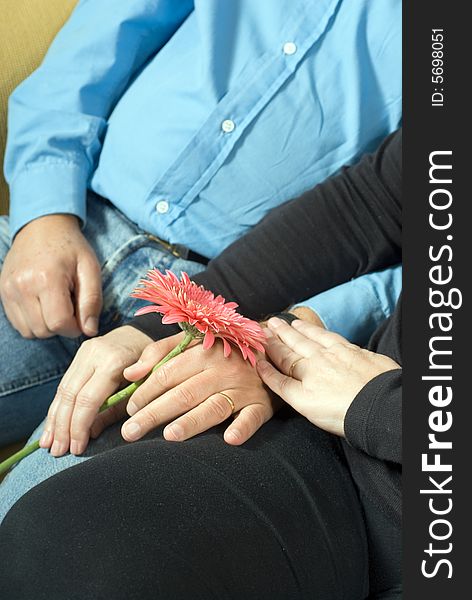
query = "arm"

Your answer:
(131, 130), (402, 341)
(1, 0), (193, 339)
(344, 369), (402, 464)
(295, 265), (402, 345)
(5, 0), (193, 236)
